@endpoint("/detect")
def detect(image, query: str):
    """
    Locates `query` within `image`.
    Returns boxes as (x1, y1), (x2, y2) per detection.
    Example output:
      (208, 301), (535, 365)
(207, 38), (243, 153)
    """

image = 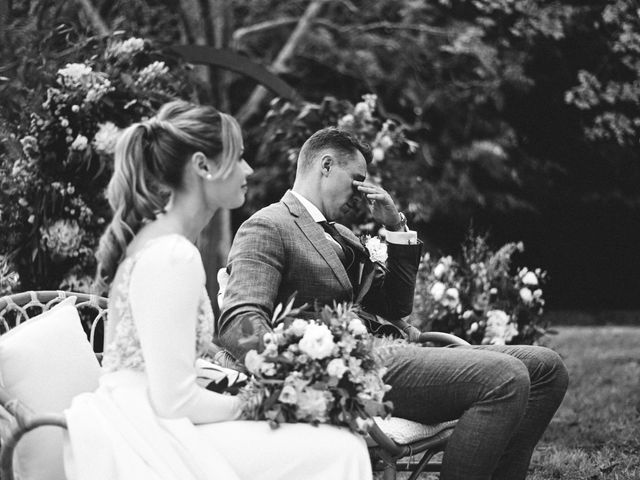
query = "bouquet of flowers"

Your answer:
(411, 232), (549, 345)
(239, 302), (393, 434)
